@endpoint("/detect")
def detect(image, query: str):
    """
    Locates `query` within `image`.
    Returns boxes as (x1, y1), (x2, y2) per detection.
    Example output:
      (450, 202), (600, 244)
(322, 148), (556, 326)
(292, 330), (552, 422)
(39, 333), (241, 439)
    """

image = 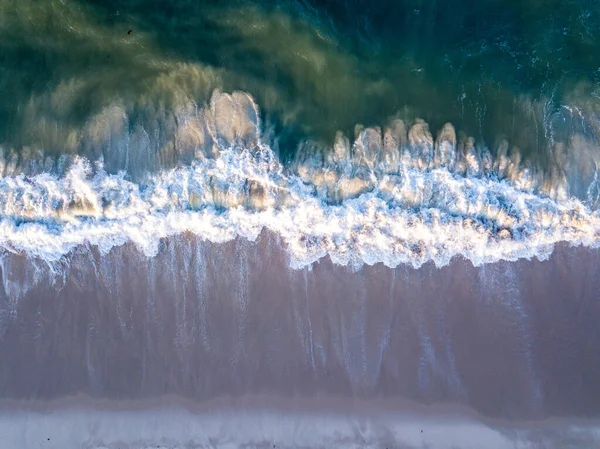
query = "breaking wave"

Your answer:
(1, 91), (600, 269)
